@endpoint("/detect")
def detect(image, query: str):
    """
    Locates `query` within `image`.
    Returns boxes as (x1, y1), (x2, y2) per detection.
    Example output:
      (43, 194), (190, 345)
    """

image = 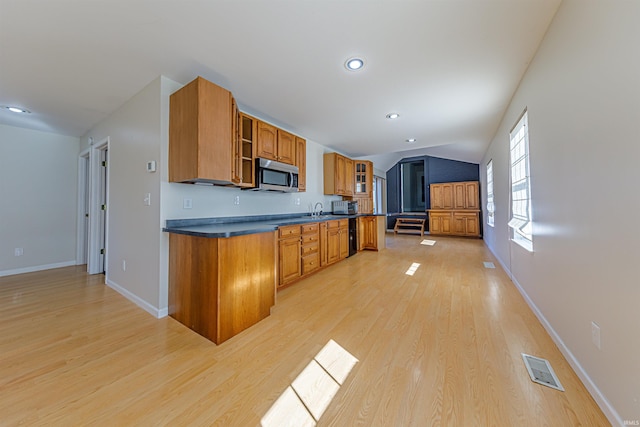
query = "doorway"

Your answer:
(79, 137), (110, 275)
